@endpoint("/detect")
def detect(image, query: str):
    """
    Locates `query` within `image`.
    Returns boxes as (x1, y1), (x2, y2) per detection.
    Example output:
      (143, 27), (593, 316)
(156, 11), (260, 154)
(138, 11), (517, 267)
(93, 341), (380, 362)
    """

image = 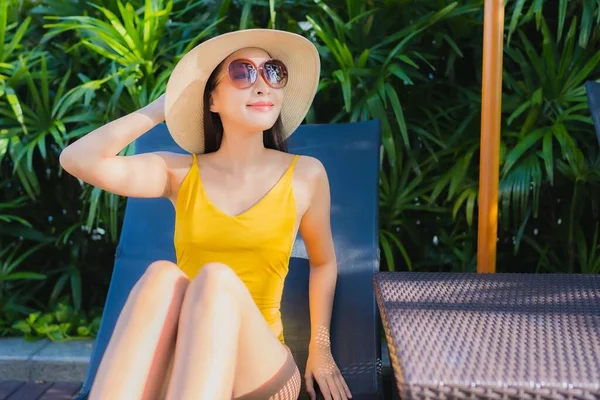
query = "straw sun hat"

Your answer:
(164, 29), (321, 155)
